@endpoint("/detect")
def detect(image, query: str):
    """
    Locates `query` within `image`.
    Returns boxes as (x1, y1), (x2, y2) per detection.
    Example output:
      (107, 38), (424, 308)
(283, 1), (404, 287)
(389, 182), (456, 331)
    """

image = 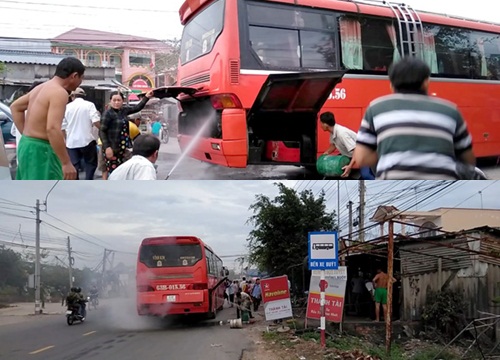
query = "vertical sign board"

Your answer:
(305, 267), (348, 323)
(260, 275), (293, 321)
(308, 232), (339, 270)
